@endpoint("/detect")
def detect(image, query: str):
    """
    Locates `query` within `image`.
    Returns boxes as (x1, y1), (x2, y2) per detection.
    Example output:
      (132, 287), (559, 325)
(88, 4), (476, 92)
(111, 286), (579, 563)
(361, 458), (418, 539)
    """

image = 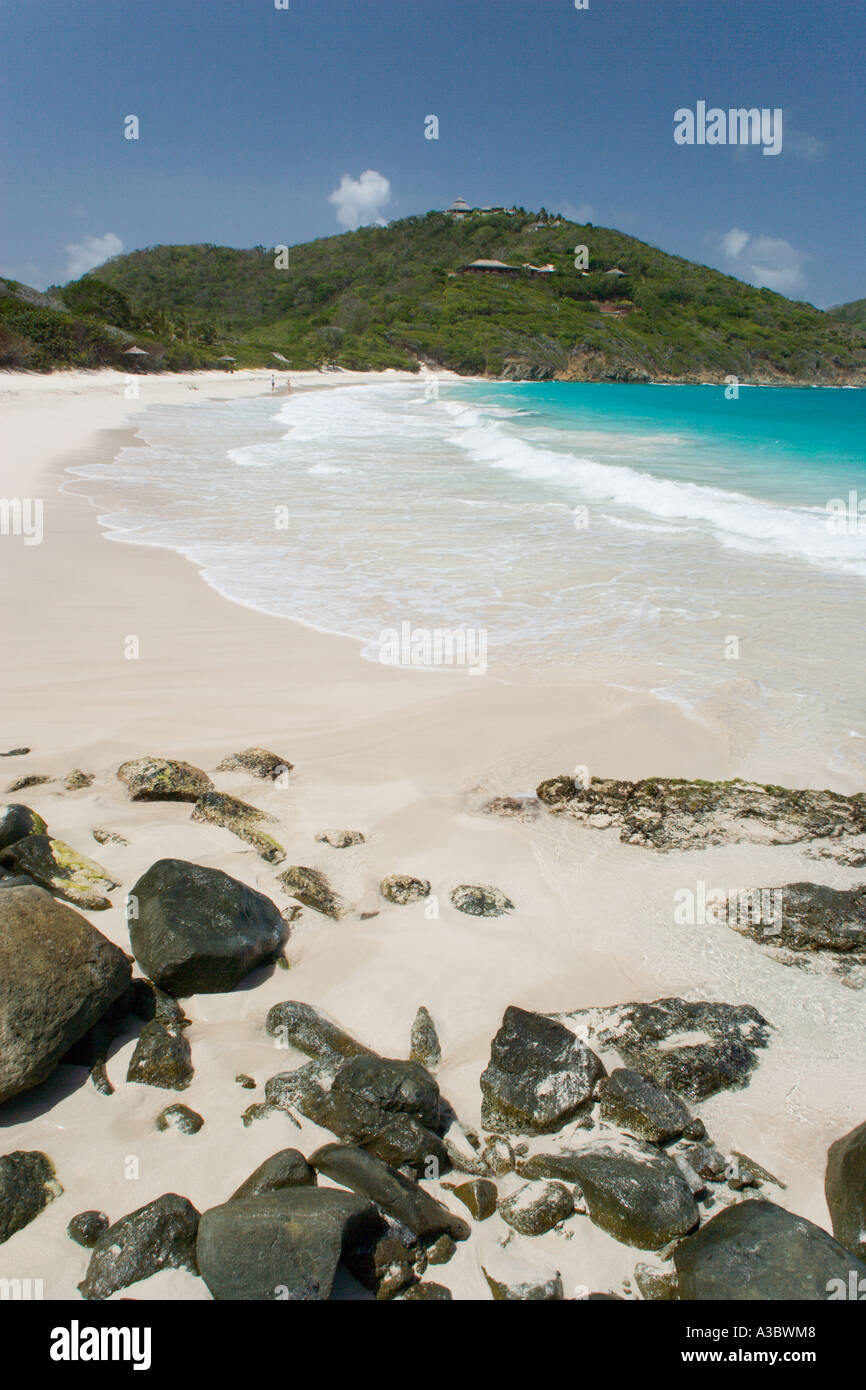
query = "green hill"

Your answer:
(5, 212), (866, 380)
(80, 212), (866, 383)
(827, 298), (866, 330)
